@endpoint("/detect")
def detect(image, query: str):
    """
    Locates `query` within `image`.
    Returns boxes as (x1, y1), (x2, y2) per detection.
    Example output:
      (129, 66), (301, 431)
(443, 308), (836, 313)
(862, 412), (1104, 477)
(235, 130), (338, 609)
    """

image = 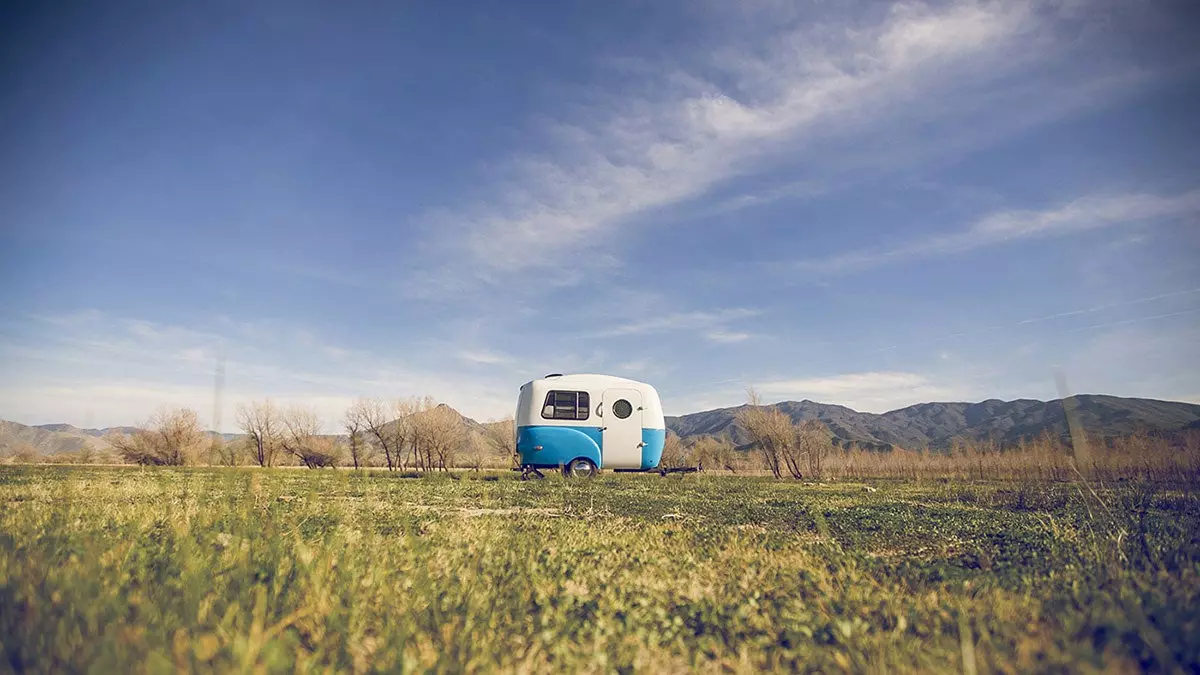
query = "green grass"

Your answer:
(1, 467), (1198, 673)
